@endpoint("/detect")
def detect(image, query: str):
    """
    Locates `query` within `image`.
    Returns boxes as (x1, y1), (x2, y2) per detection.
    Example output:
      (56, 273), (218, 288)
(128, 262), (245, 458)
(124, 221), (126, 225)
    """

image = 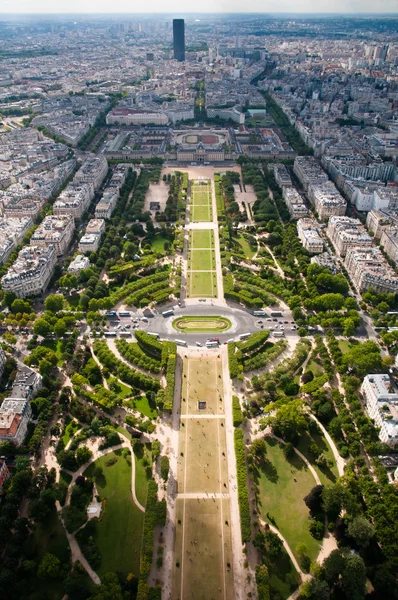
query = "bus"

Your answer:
(104, 331), (117, 337)
(148, 332), (160, 339)
(119, 331), (132, 337)
(239, 333), (251, 341)
(118, 311), (131, 317)
(206, 341), (219, 348)
(270, 311), (283, 318)
(175, 339), (188, 347)
(162, 309), (174, 318)
(253, 310), (267, 317)
(273, 331), (285, 337)
(106, 311), (117, 317)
